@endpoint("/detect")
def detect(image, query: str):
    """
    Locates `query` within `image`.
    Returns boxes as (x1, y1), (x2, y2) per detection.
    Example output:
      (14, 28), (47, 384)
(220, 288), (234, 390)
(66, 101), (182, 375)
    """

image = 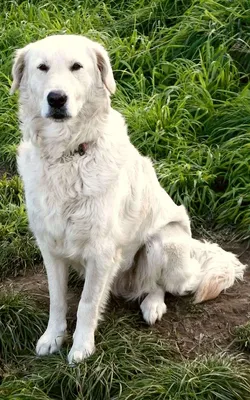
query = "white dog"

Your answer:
(11, 35), (246, 364)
